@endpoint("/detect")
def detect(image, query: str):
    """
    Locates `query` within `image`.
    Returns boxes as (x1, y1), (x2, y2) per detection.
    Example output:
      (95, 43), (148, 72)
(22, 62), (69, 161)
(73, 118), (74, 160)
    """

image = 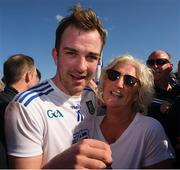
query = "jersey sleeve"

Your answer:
(5, 100), (44, 157)
(142, 119), (175, 167)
